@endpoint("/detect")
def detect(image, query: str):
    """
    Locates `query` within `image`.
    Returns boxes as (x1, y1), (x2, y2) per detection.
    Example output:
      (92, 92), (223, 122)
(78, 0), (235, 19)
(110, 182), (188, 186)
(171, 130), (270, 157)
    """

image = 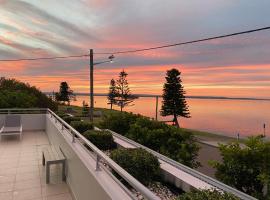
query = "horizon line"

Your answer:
(44, 92), (270, 101)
